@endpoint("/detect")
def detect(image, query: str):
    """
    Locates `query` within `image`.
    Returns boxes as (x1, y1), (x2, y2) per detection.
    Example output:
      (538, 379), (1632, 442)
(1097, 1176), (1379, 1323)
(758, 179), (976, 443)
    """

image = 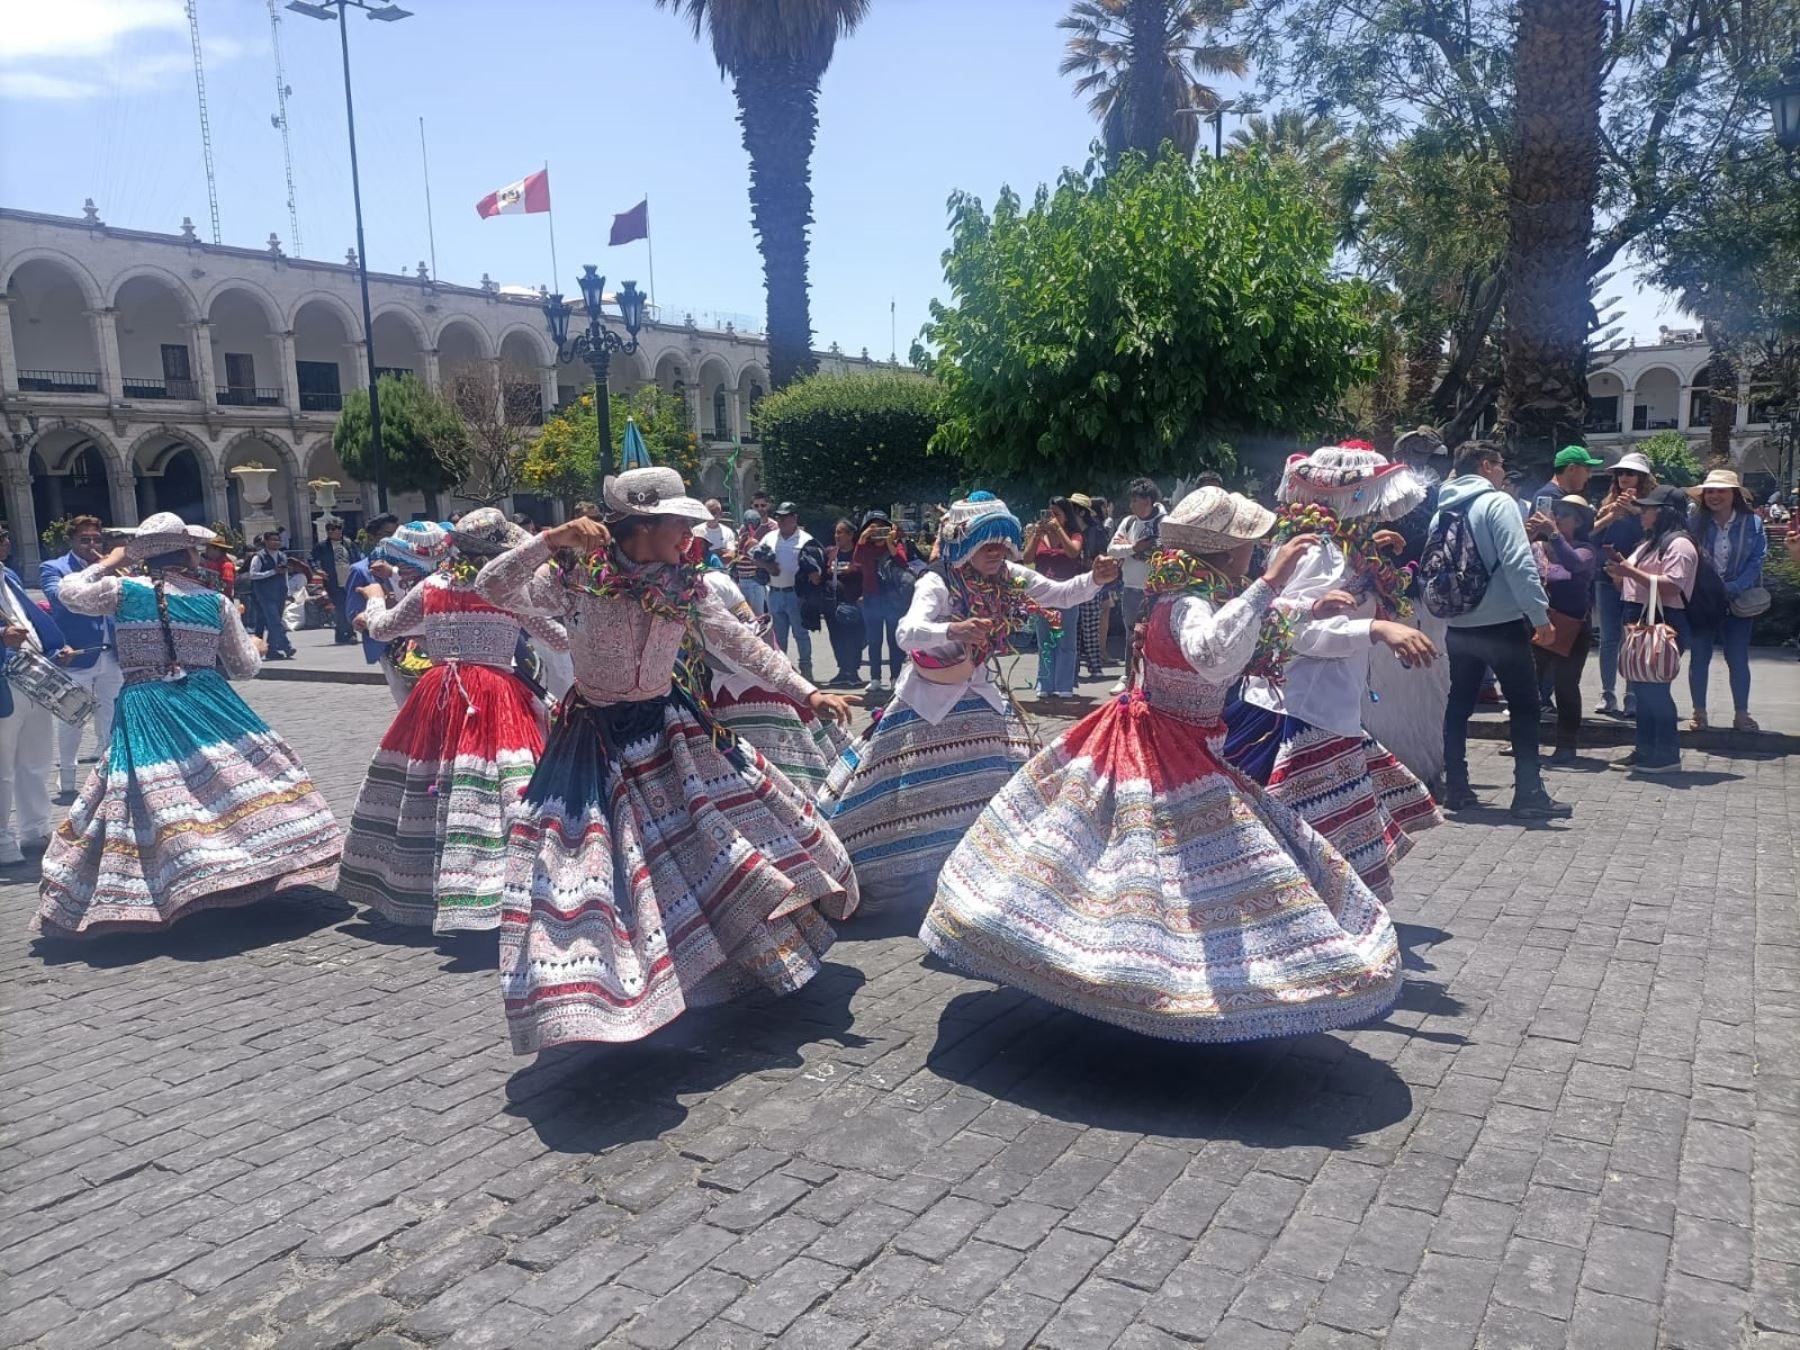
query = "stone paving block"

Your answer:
(484, 1179), (594, 1238)
(400, 1261), (530, 1343)
(823, 1251), (929, 1322)
(862, 1297), (964, 1348)
(954, 1287), (1057, 1350)
(534, 1283), (652, 1345)
(1514, 1182), (1599, 1250)
(1344, 1203), (1434, 1276)
(1036, 1276), (1147, 1349)
(1476, 1301), (1570, 1350)
(1492, 1235), (1583, 1319)
(974, 1199), (1063, 1252)
(892, 1194), (991, 1262)
(1143, 1176), (1231, 1239)
(911, 1239), (1022, 1314)
(712, 1214), (829, 1282)
(709, 1173), (815, 1234)
(723, 1256), (850, 1336)
(383, 1235), (510, 1307)
(506, 1199), (629, 1271)
(1010, 1228), (1114, 1301)
(1661, 1269), (1752, 1350)
(1673, 1212), (1754, 1286)
(1311, 1260), (1410, 1336)
(1227, 1268), (1324, 1333)
(272, 1292), (402, 1350)
(1567, 1286), (1659, 1349)
(805, 1203), (912, 1271)
(774, 1309), (869, 1349)
(1580, 1223), (1671, 1303)
(1094, 1223), (1190, 1292)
